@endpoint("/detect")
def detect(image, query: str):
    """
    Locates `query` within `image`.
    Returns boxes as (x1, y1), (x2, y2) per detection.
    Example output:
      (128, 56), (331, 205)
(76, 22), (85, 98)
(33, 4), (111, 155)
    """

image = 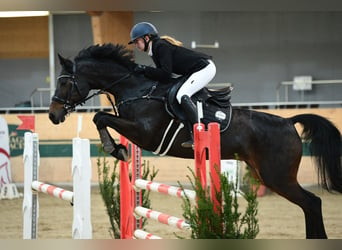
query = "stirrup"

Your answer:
(181, 139), (194, 149)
